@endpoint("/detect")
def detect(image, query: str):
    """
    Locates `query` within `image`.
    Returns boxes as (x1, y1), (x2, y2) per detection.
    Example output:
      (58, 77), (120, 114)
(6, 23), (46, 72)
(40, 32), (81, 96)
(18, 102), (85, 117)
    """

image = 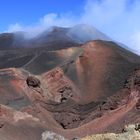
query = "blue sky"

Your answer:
(0, 0), (140, 54)
(0, 0), (85, 31)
